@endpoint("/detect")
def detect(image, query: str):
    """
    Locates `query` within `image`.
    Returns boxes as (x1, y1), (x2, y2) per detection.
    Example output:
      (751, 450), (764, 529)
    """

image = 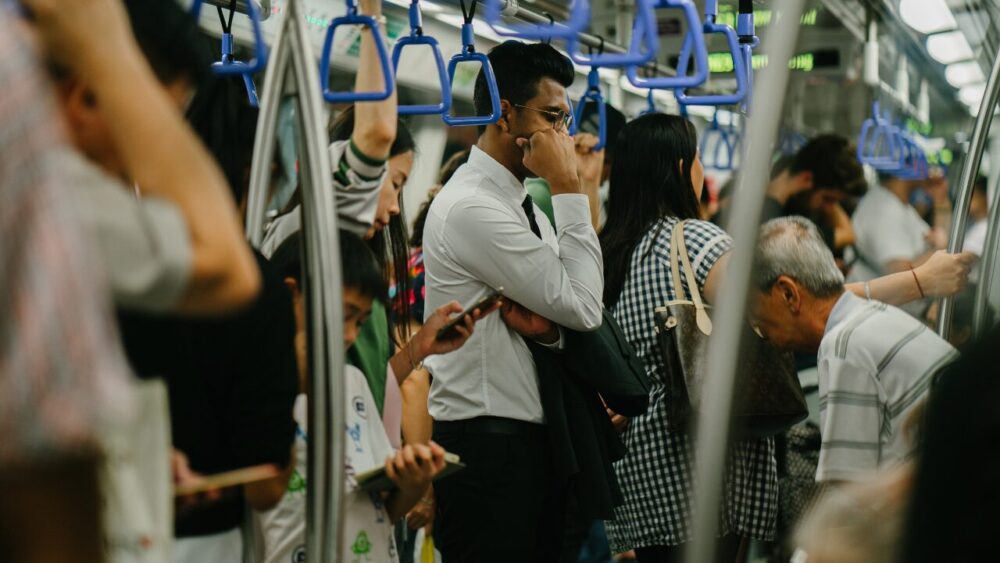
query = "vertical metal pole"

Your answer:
(972, 173), (1000, 338)
(287, 0), (347, 559)
(683, 2), (805, 562)
(244, 1), (346, 560)
(937, 44), (1000, 340)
